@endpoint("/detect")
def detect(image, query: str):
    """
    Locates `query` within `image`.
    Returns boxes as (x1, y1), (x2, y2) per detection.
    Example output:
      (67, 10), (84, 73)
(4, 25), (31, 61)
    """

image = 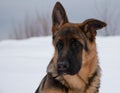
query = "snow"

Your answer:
(0, 36), (120, 93)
